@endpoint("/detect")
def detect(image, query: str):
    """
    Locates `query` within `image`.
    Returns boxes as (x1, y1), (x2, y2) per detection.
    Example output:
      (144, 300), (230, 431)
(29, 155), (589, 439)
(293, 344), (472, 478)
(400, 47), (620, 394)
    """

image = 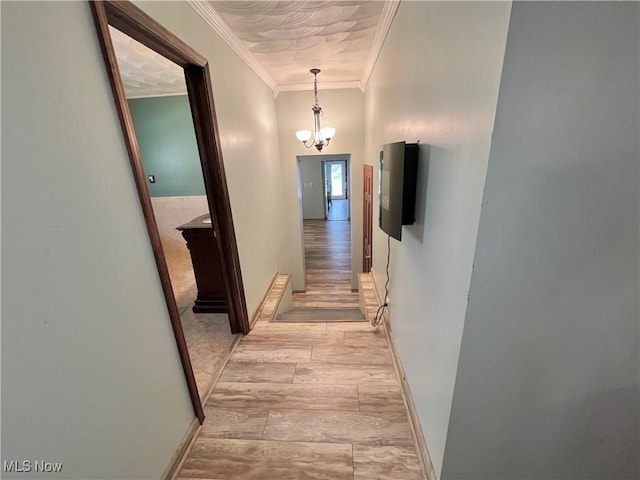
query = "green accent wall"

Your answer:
(128, 95), (205, 197)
